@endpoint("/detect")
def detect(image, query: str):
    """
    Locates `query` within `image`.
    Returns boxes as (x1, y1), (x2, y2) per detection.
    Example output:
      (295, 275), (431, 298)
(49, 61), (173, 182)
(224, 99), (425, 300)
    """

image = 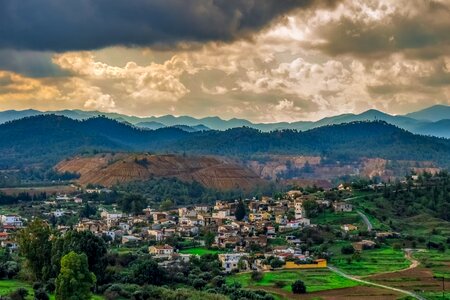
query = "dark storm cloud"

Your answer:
(310, 0), (450, 60)
(0, 0), (339, 52)
(0, 50), (67, 77)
